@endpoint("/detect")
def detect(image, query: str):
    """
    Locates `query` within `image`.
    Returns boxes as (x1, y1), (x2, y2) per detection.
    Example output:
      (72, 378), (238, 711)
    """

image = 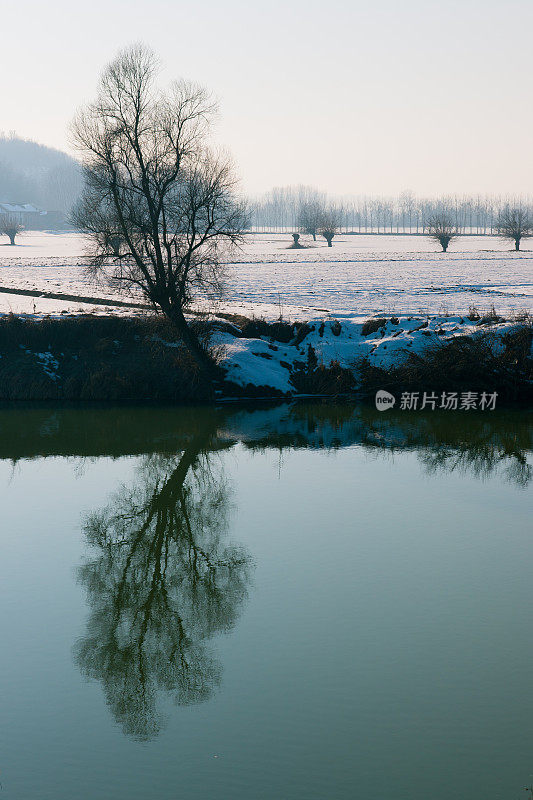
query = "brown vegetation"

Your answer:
(0, 314), (211, 401)
(358, 325), (533, 405)
(361, 317), (388, 336)
(290, 345), (356, 396)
